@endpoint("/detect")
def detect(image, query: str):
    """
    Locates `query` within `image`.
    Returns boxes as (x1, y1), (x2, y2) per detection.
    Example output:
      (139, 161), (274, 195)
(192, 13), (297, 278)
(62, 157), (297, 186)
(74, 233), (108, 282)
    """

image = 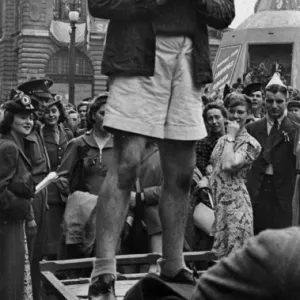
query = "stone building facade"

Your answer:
(0, 0), (224, 105)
